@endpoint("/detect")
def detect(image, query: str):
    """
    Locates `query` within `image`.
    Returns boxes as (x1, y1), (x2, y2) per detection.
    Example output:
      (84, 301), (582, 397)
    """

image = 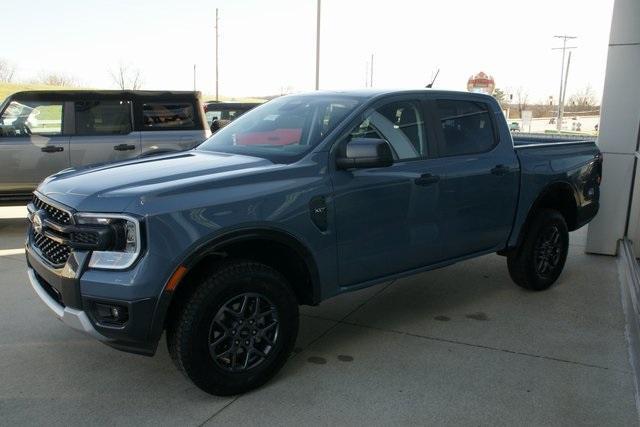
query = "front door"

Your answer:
(332, 97), (445, 287)
(0, 99), (70, 195)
